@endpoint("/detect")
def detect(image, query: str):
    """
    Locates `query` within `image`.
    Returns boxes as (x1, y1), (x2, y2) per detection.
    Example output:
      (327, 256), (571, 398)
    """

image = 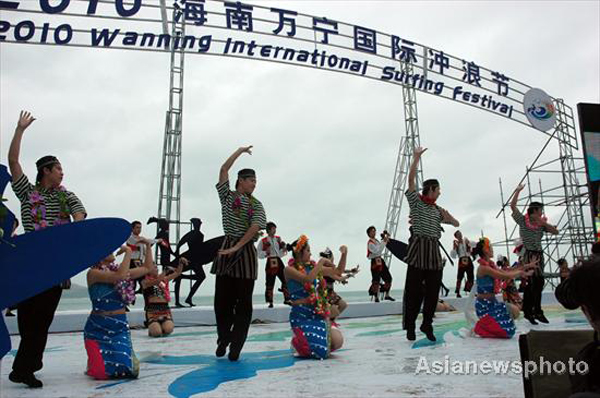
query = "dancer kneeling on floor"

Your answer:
(84, 244), (153, 380)
(142, 256), (186, 337)
(319, 247), (359, 324)
(284, 235), (348, 359)
(472, 238), (537, 339)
